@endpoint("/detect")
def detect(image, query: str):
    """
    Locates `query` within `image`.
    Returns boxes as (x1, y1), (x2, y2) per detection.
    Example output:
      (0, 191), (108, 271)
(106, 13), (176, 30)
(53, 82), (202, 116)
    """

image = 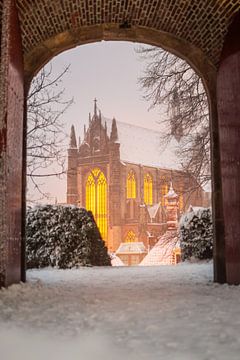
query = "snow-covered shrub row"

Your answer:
(26, 205), (111, 269)
(179, 208), (213, 260)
